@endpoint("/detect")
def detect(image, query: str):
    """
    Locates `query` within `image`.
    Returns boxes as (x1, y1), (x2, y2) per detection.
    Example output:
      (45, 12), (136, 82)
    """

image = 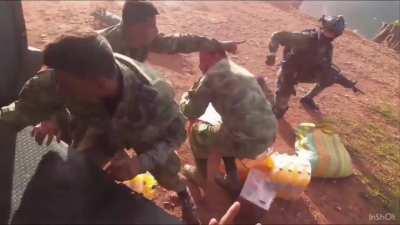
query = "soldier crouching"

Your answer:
(180, 49), (277, 197)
